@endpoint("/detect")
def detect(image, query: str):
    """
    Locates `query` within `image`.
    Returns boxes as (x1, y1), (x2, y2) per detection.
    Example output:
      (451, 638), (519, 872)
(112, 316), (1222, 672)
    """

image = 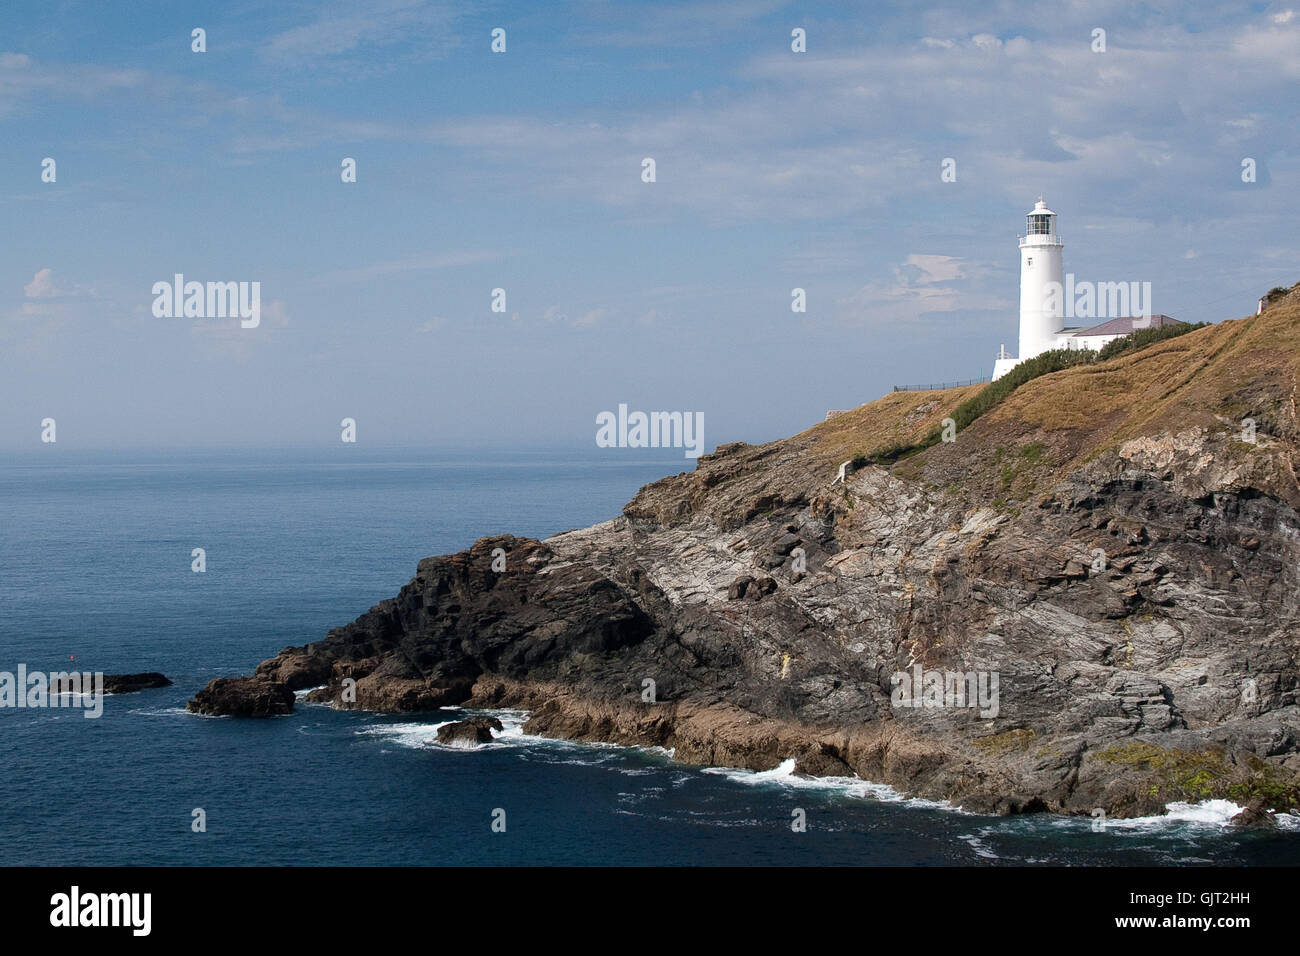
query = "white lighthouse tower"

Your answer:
(993, 198), (1065, 380)
(1017, 198), (1064, 358)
